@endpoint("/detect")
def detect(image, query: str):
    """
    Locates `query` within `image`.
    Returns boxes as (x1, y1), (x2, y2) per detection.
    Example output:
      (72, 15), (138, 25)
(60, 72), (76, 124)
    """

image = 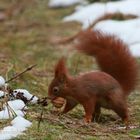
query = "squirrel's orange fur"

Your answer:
(48, 30), (138, 125)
